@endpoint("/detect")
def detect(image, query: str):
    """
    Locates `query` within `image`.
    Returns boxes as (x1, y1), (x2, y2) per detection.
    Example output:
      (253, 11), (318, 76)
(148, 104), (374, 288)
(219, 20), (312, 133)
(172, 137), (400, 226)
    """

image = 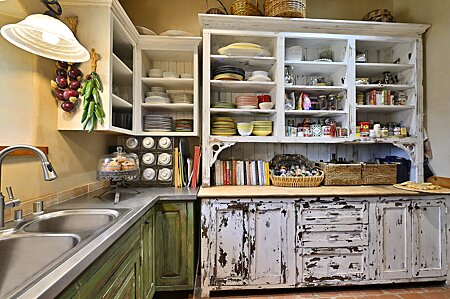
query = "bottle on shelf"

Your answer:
(330, 153), (338, 164)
